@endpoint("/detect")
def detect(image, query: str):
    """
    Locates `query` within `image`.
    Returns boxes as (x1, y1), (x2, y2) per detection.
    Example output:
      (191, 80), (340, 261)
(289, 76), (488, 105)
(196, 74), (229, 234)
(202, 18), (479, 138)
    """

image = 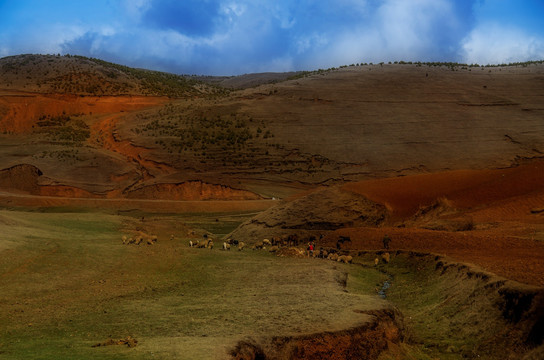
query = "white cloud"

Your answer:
(255, 56), (295, 73)
(221, 2), (246, 20)
(122, 0), (152, 21)
(375, 0), (455, 59)
(23, 24), (87, 55)
(296, 0), (460, 68)
(295, 33), (329, 55)
(461, 24), (544, 64)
